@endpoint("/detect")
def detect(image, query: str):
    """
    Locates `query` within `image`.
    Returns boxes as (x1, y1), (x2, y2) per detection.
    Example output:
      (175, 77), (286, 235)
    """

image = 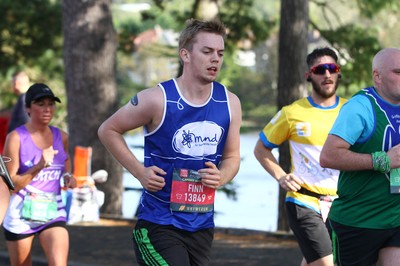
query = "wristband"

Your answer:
(62, 172), (72, 177)
(62, 172), (73, 179)
(371, 151), (390, 174)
